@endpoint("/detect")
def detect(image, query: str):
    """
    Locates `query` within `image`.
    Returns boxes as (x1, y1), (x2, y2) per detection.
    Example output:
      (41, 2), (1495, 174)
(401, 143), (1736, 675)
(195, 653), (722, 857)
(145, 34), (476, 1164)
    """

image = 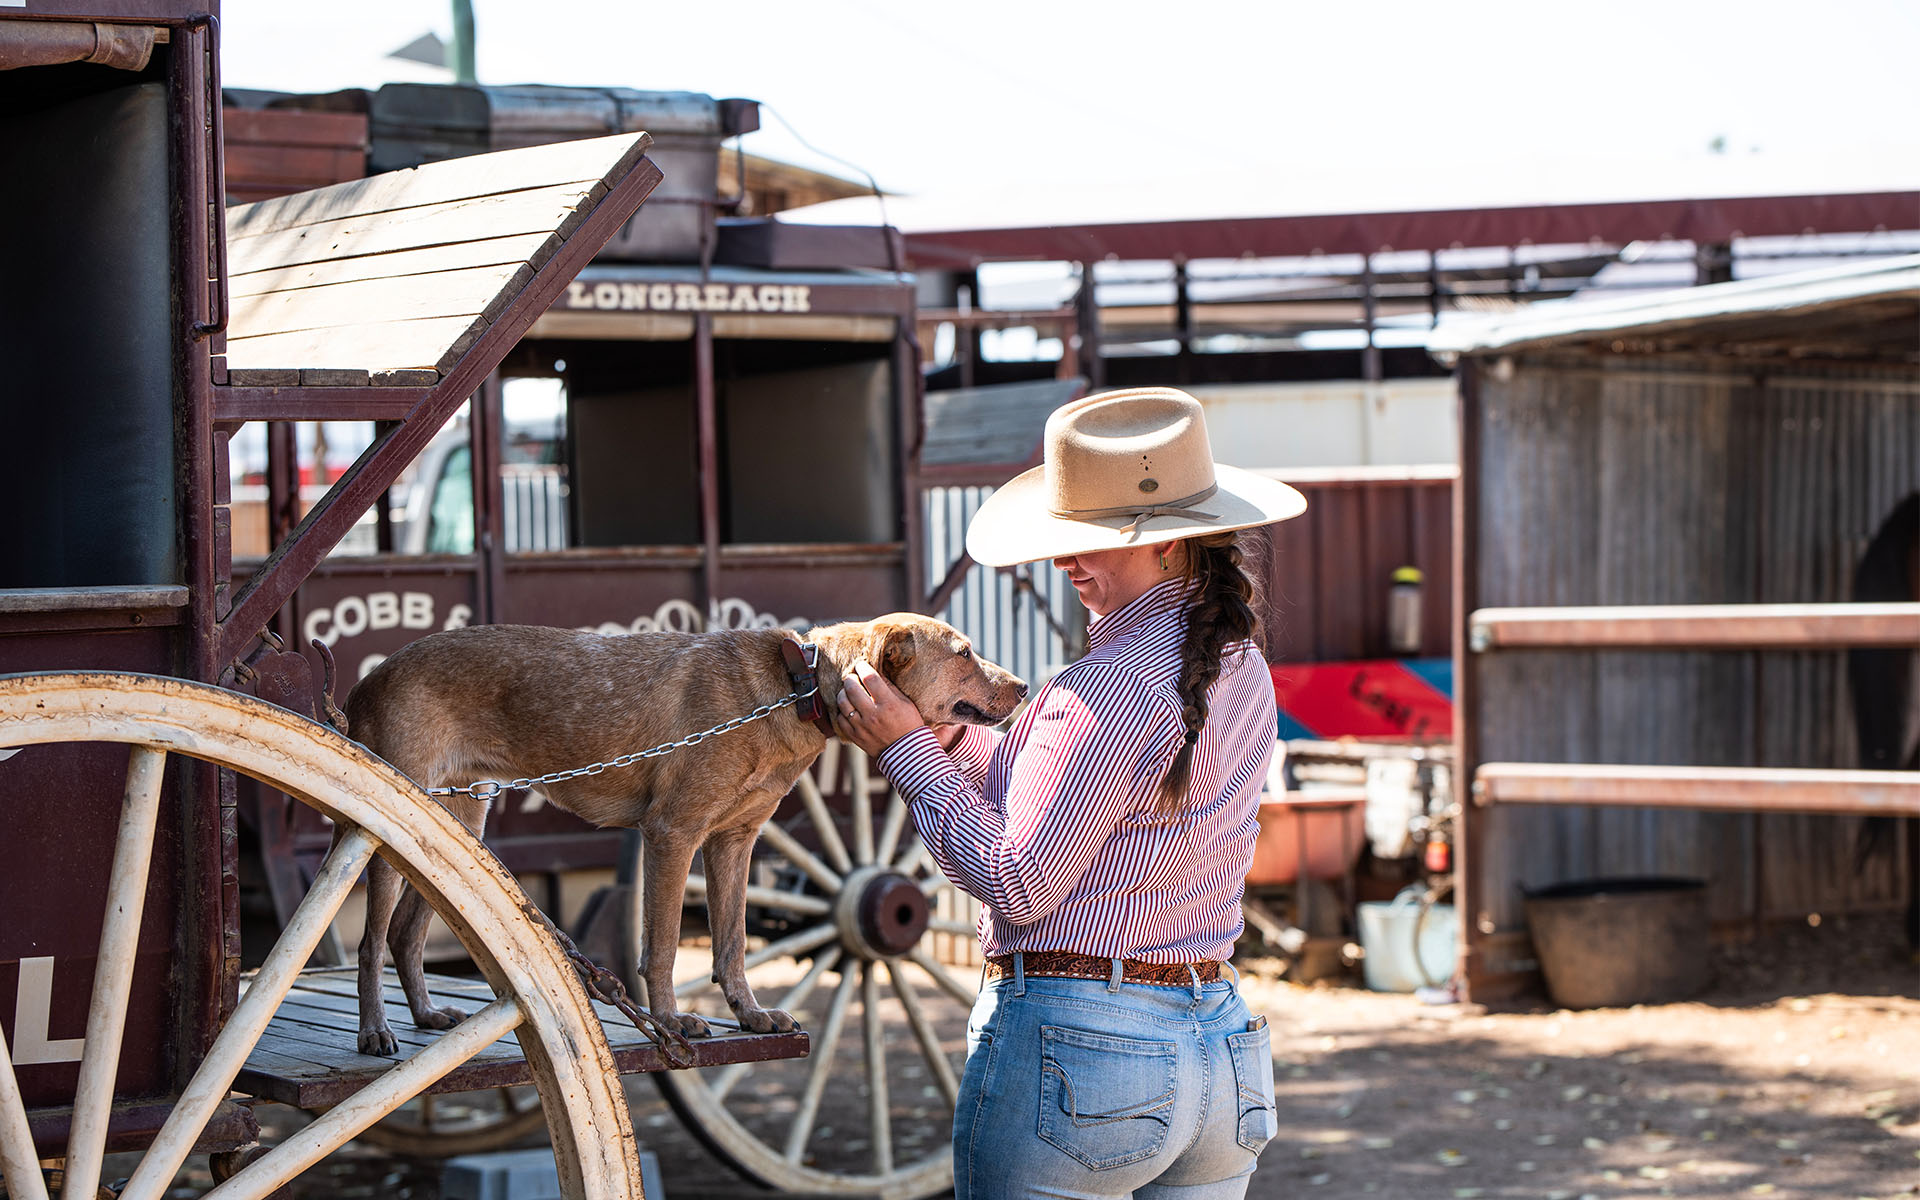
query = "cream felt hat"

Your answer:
(964, 387), (1308, 567)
